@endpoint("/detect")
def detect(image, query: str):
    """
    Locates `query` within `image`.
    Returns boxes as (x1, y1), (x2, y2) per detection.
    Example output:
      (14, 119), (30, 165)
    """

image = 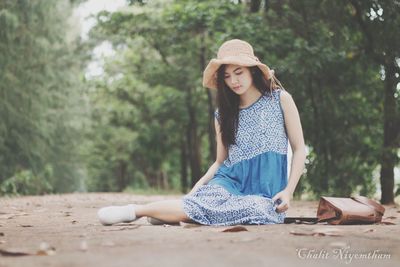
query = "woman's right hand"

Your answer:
(188, 184), (201, 195)
(188, 179), (206, 195)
